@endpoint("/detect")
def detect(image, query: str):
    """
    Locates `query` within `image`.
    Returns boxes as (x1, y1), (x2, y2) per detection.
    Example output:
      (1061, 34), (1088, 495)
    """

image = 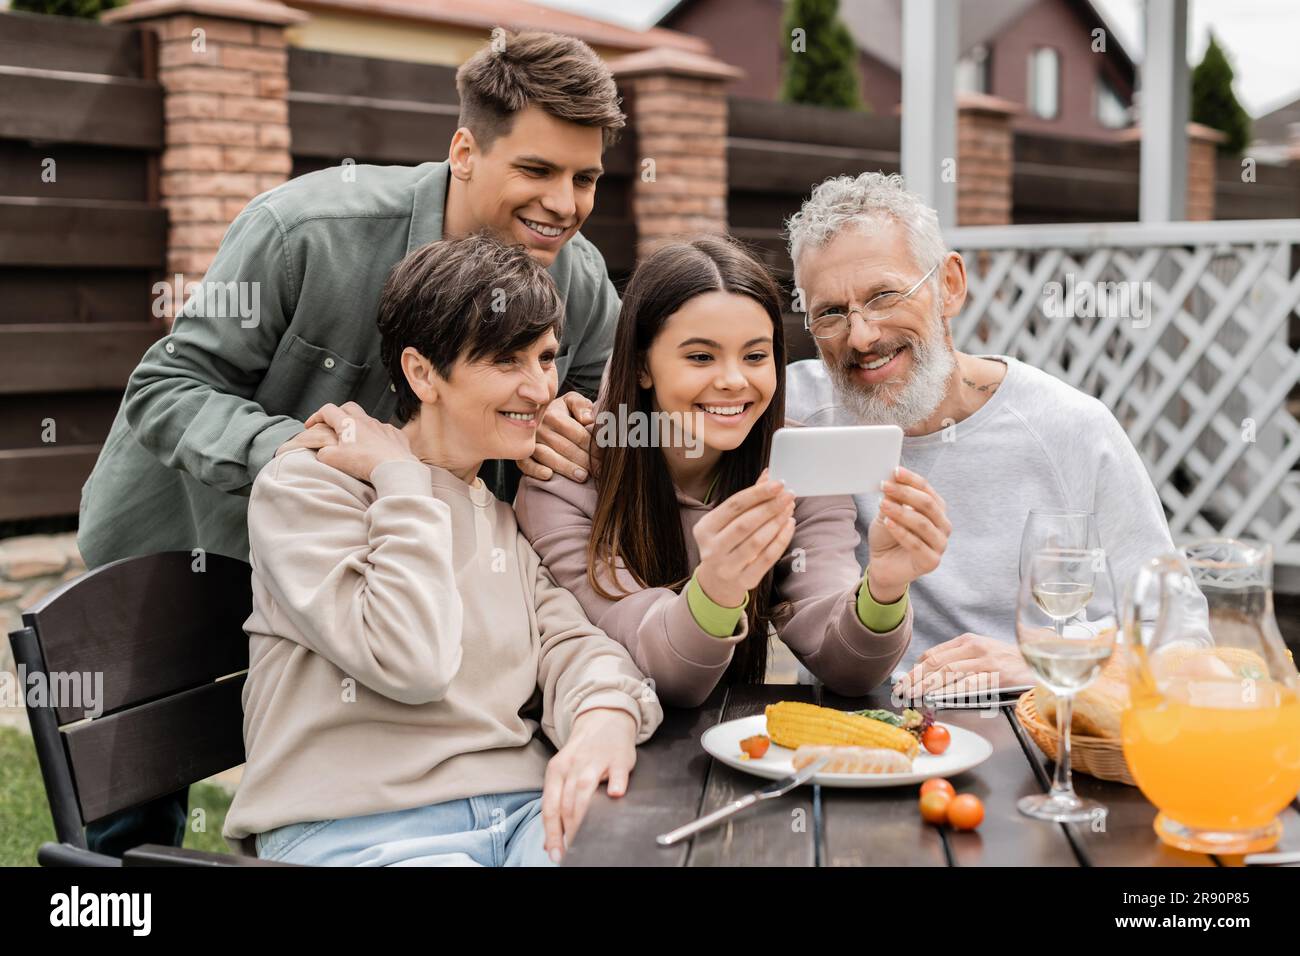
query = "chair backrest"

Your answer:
(7, 550), (251, 847)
